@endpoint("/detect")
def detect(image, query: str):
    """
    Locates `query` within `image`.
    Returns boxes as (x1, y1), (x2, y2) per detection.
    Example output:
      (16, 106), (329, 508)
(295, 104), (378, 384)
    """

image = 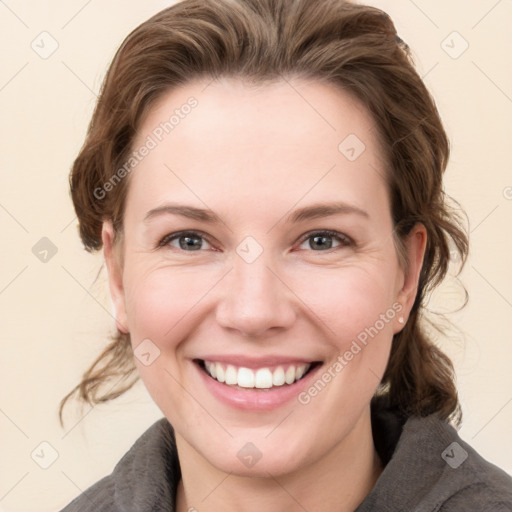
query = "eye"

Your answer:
(157, 231), (214, 251)
(157, 229), (353, 253)
(297, 230), (353, 251)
